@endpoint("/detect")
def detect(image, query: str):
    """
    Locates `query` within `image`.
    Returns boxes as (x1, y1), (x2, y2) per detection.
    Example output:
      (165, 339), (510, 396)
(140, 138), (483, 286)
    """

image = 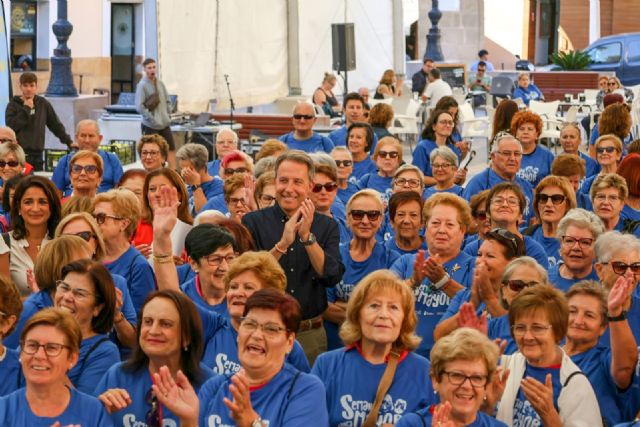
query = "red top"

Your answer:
(131, 219), (153, 247)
